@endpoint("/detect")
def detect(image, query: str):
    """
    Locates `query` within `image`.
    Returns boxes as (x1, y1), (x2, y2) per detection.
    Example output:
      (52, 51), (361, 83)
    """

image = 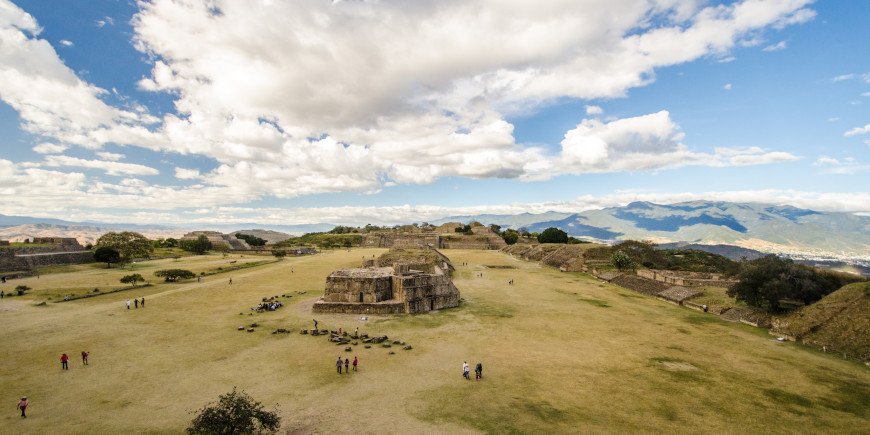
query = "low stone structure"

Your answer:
(656, 286), (702, 305)
(0, 238), (93, 272)
(636, 269), (737, 288)
(360, 223), (506, 250)
(313, 249), (460, 314)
